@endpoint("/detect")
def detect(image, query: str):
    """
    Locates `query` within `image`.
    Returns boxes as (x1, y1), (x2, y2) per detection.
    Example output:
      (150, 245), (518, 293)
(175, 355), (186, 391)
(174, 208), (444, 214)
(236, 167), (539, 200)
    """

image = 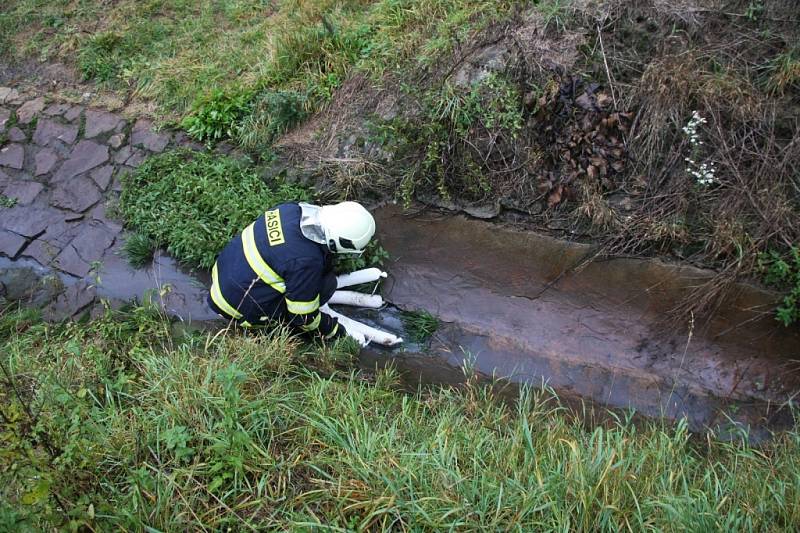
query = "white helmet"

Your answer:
(318, 201), (375, 254)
